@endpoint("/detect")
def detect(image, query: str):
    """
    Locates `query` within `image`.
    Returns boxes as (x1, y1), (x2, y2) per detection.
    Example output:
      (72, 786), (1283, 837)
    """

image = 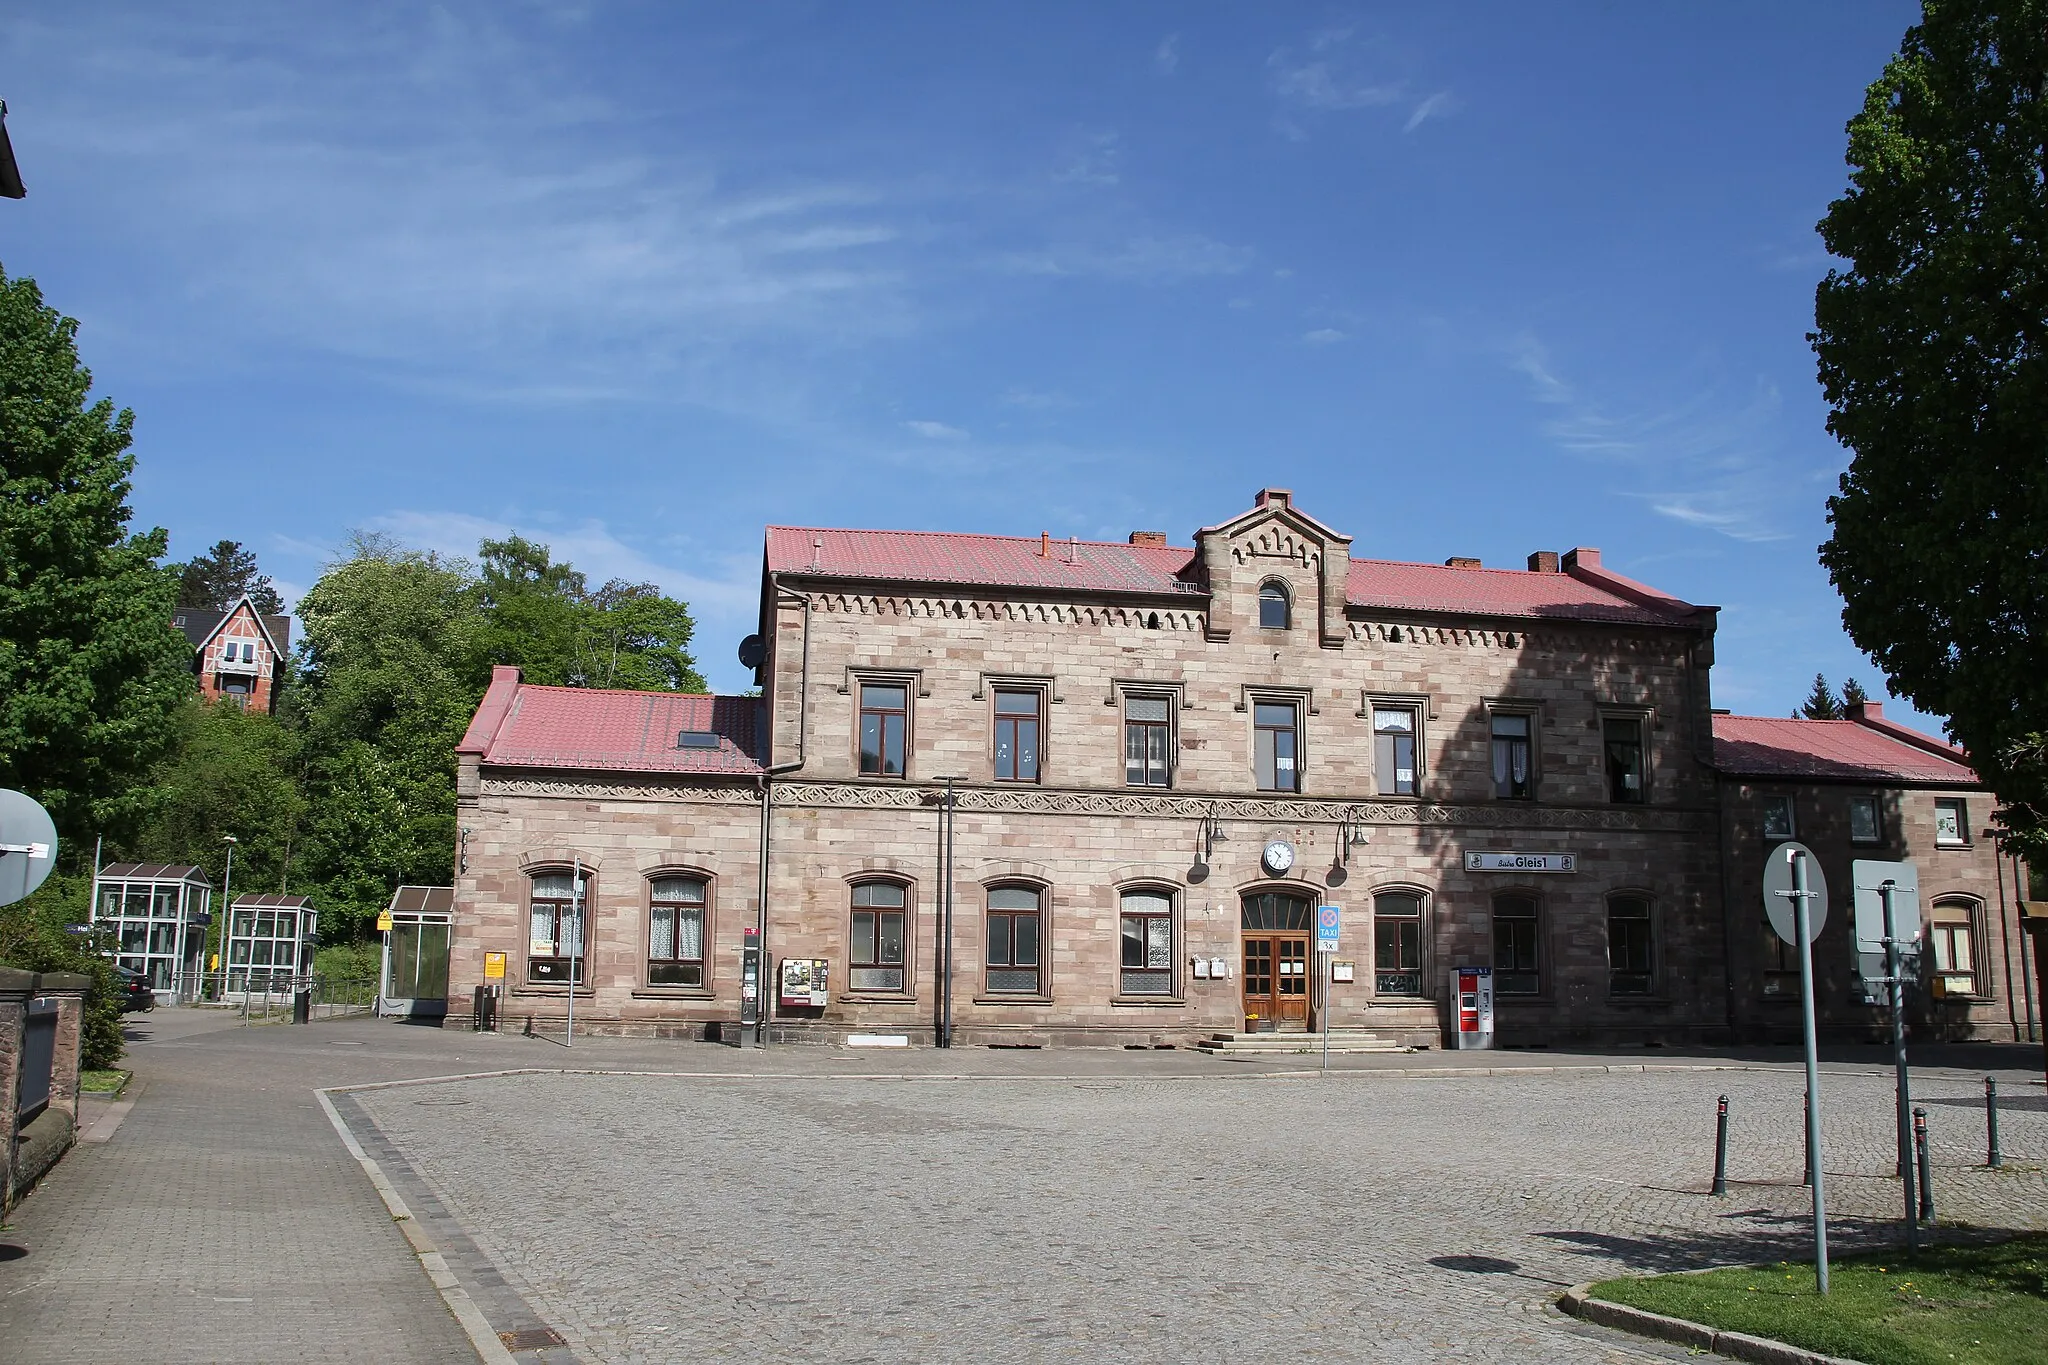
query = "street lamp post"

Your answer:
(216, 836), (237, 1003)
